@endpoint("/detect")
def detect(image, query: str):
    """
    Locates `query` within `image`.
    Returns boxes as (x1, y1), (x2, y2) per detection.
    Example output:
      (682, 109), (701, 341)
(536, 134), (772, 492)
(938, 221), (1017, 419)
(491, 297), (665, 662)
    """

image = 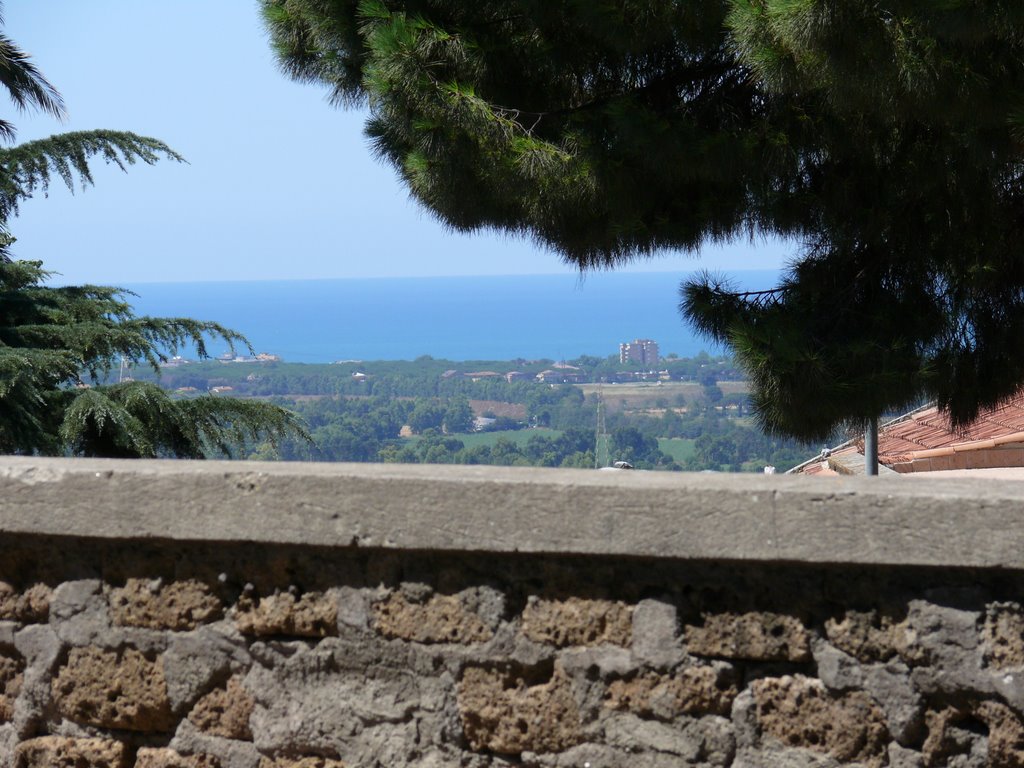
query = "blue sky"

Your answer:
(7, 1), (790, 285)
